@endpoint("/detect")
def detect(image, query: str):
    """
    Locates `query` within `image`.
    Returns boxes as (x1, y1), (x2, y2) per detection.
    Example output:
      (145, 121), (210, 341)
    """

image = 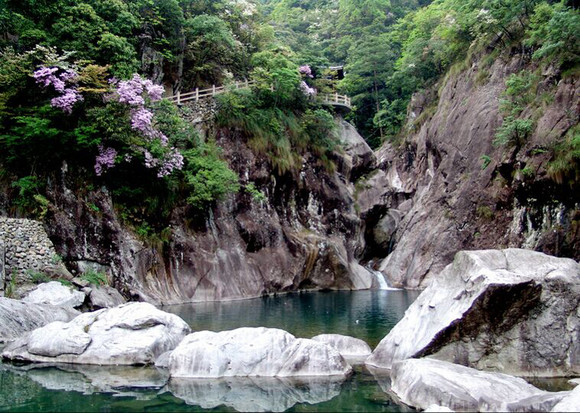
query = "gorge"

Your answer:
(0, 0), (578, 411)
